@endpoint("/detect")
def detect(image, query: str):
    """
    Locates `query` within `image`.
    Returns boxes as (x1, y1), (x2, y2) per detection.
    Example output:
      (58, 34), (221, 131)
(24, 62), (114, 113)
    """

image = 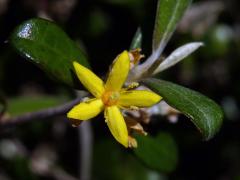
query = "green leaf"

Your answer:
(134, 132), (178, 173)
(130, 28), (142, 50)
(142, 78), (224, 140)
(93, 140), (152, 180)
(8, 95), (67, 116)
(10, 18), (89, 88)
(152, 0), (191, 52)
